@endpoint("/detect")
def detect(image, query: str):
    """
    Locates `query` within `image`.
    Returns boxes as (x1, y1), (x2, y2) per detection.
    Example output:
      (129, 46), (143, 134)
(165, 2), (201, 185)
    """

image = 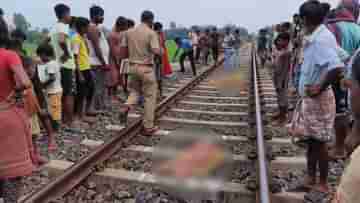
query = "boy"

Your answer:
(22, 58), (49, 166)
(50, 4), (77, 129)
(36, 43), (63, 134)
(271, 32), (292, 125)
(72, 17), (96, 120)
